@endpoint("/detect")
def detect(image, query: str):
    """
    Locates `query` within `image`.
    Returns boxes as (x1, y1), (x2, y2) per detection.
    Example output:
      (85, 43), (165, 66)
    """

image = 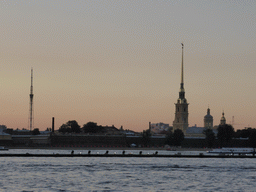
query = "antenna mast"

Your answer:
(29, 68), (34, 131)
